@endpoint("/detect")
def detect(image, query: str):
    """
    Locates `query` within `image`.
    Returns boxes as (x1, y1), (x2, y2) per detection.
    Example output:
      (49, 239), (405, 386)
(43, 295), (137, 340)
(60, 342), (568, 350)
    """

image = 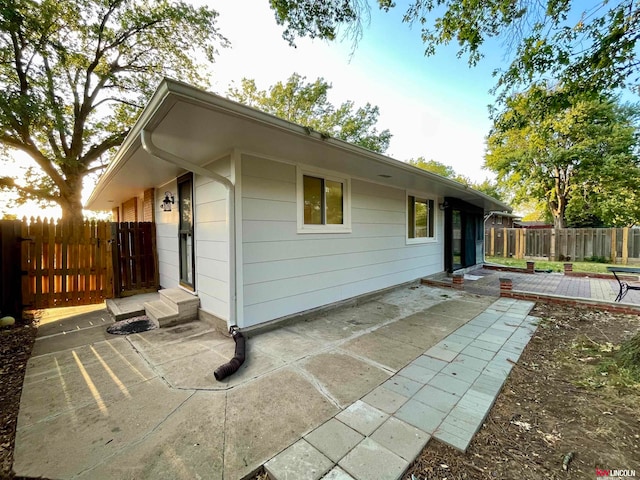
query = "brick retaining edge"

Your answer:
(483, 264), (536, 274)
(499, 289), (640, 315)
